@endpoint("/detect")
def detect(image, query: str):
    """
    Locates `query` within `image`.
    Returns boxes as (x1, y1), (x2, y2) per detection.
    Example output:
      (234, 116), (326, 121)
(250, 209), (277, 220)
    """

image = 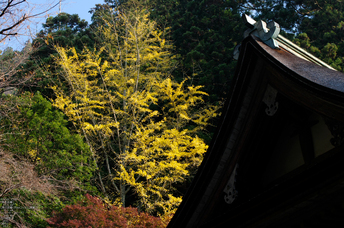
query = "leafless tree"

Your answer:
(0, 0), (60, 91)
(0, 0), (60, 44)
(0, 3), (61, 227)
(0, 44), (33, 90)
